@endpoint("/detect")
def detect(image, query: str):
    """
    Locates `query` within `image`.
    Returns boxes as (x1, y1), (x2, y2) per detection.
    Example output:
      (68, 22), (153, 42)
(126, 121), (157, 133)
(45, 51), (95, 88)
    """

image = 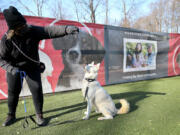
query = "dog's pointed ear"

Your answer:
(91, 61), (94, 65)
(96, 63), (100, 69)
